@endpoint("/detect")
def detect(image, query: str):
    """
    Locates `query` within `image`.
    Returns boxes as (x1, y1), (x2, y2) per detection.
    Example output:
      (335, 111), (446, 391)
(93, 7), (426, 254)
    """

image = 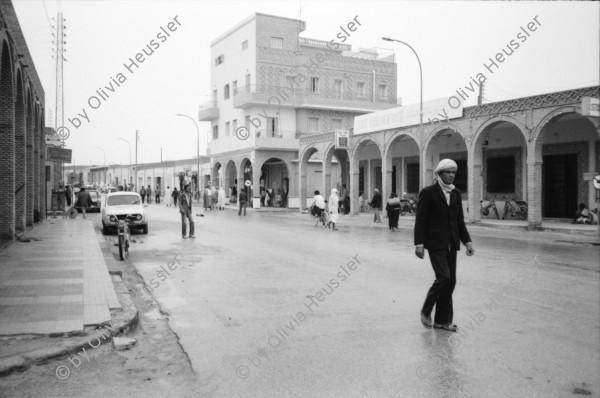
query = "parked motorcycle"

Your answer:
(117, 214), (135, 260)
